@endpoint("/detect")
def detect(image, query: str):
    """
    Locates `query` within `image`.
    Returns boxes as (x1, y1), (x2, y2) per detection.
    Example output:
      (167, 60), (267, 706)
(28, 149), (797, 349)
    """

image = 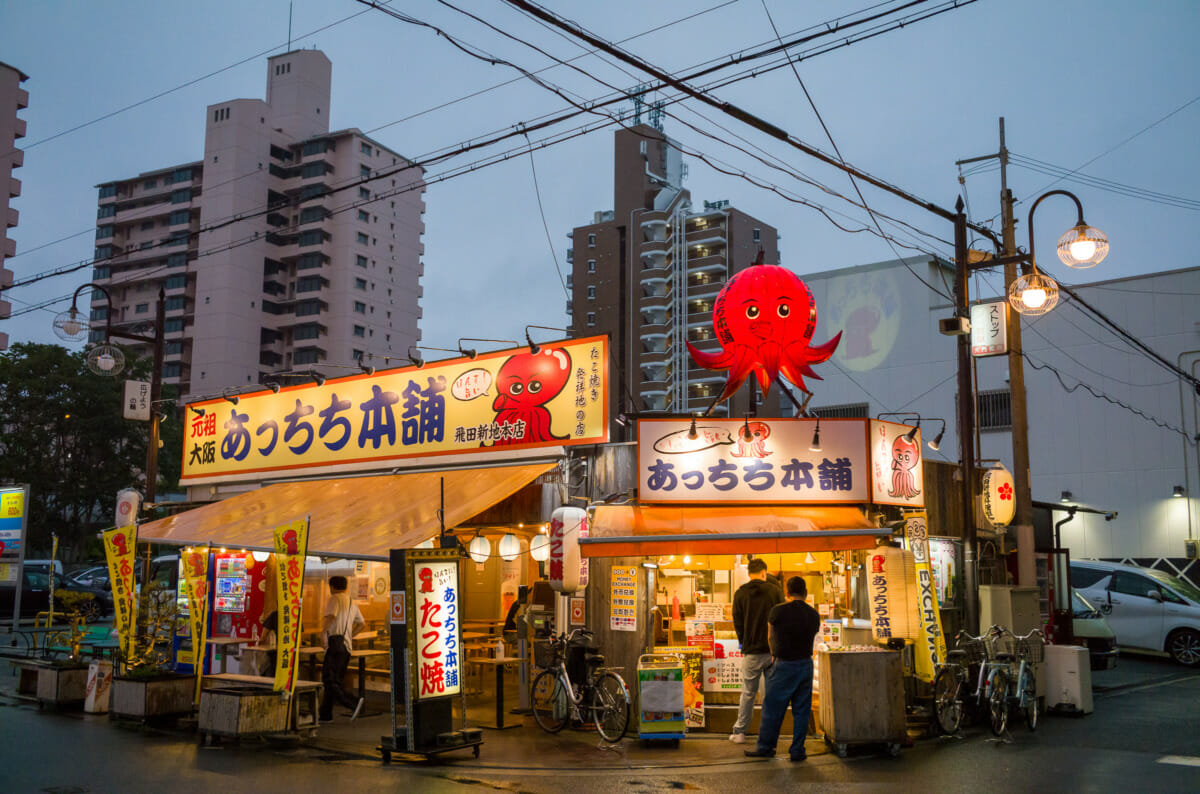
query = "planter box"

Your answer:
(198, 682), (322, 741)
(37, 663), (90, 708)
(818, 650), (906, 753)
(111, 674), (195, 721)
